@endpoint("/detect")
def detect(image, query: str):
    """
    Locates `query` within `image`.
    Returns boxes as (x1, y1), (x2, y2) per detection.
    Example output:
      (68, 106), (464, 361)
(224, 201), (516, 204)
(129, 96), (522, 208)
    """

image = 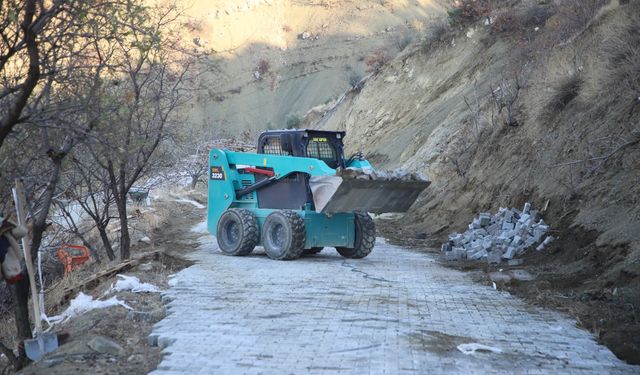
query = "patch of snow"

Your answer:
(111, 274), (160, 293)
(49, 293), (131, 324)
(191, 220), (208, 234)
(457, 343), (503, 355)
(173, 198), (205, 209)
